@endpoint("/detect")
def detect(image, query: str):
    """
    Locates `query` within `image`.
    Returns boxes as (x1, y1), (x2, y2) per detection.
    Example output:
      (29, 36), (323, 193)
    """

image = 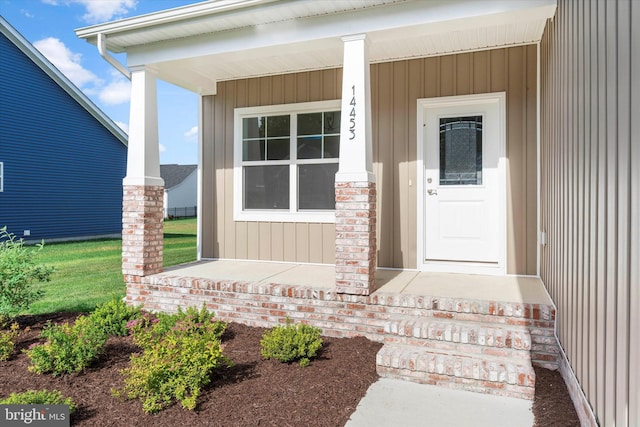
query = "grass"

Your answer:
(24, 218), (197, 315)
